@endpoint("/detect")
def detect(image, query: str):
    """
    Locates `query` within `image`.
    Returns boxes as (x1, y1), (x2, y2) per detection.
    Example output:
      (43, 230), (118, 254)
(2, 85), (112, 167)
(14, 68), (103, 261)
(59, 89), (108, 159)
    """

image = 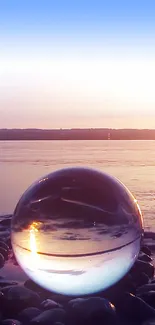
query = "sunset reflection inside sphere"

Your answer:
(11, 167), (143, 296)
